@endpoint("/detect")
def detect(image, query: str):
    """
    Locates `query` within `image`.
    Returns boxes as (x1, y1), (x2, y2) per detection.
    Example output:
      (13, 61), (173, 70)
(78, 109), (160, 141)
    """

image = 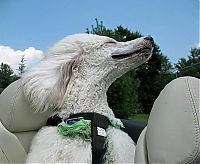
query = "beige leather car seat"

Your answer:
(135, 76), (200, 163)
(0, 79), (52, 163)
